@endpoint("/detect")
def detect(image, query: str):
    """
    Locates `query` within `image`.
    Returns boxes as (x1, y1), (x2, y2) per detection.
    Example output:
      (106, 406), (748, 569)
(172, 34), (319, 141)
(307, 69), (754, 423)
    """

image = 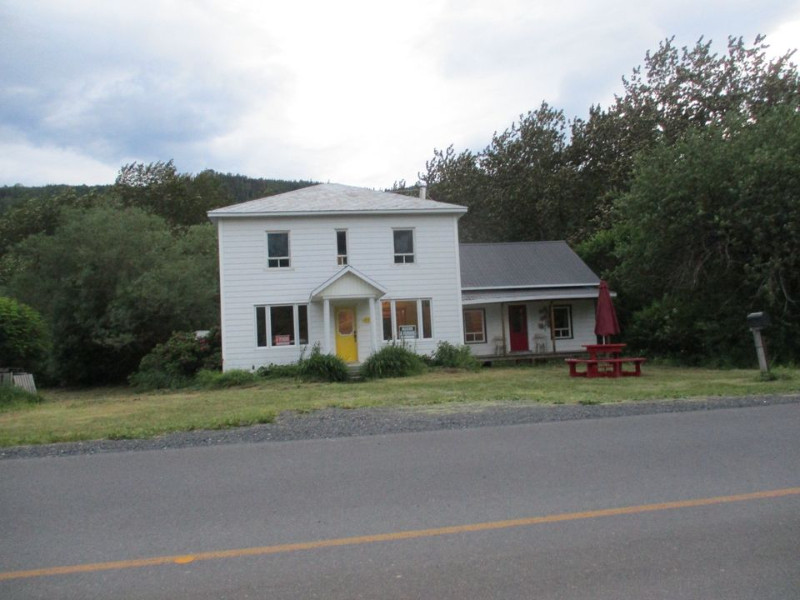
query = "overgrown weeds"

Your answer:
(0, 385), (44, 409)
